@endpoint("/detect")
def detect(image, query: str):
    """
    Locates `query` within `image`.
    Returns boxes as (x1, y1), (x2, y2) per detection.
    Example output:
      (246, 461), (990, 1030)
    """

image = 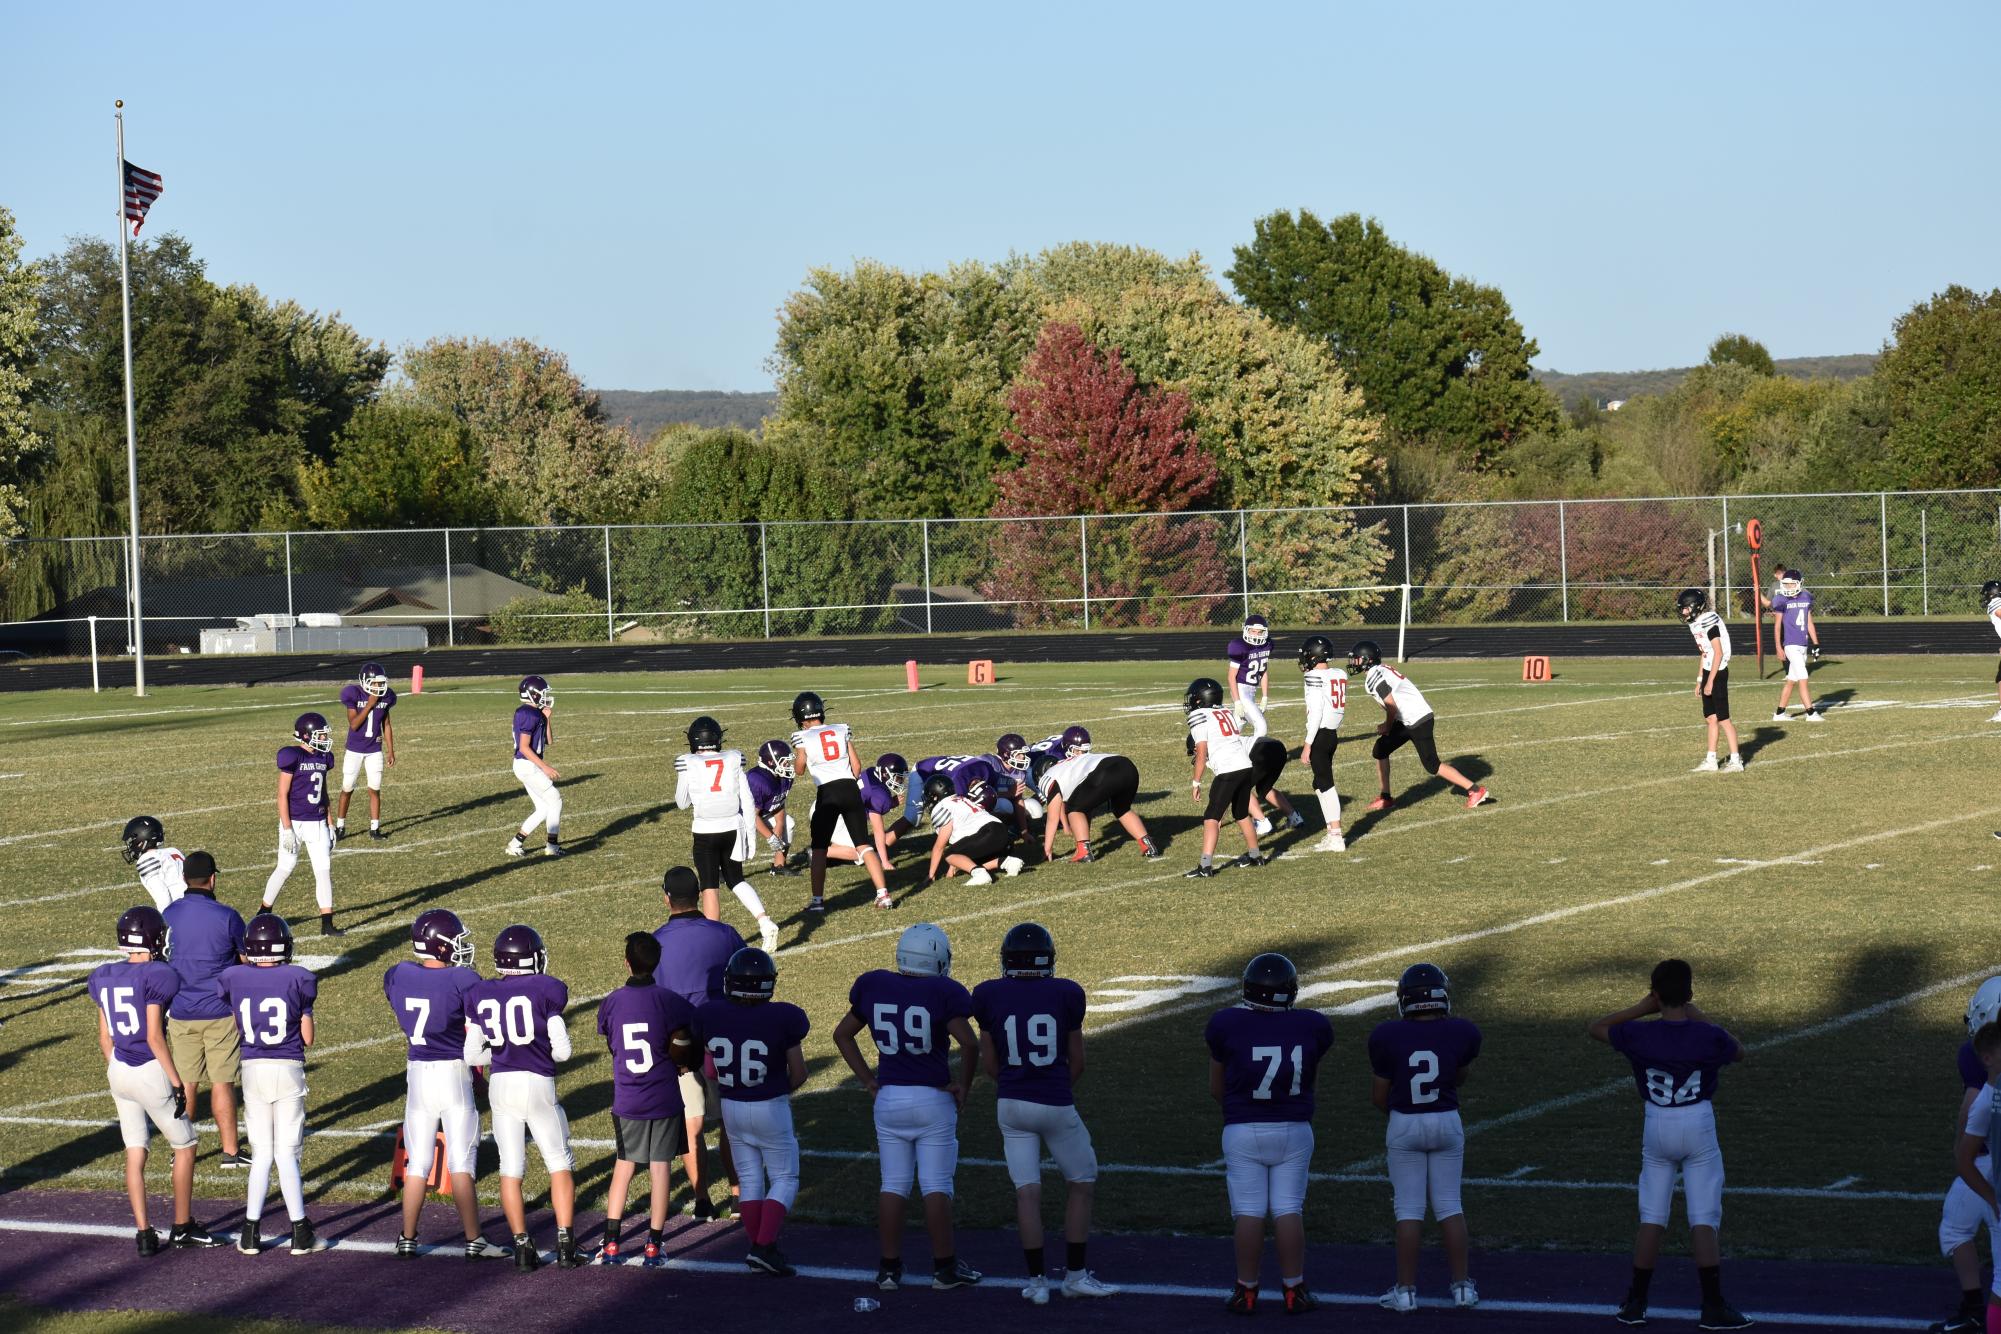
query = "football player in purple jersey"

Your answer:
(825, 753), (913, 871)
(749, 740), (799, 876)
(596, 932), (700, 1267)
(219, 915), (321, 1256)
(384, 909), (512, 1261)
(971, 923), (1117, 1303)
(833, 923), (983, 1292)
(1368, 964), (1482, 1312)
(1205, 953), (1332, 1316)
(260, 713), (343, 936)
(697, 948), (812, 1277)
(88, 906), (225, 1254)
(466, 925), (584, 1270)
(1588, 959), (1749, 1330)
(507, 675), (565, 858)
(1935, 978), (2001, 1333)
(1226, 614), (1273, 739)
(335, 662), (397, 840)
(1950, 1024), (2001, 1334)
